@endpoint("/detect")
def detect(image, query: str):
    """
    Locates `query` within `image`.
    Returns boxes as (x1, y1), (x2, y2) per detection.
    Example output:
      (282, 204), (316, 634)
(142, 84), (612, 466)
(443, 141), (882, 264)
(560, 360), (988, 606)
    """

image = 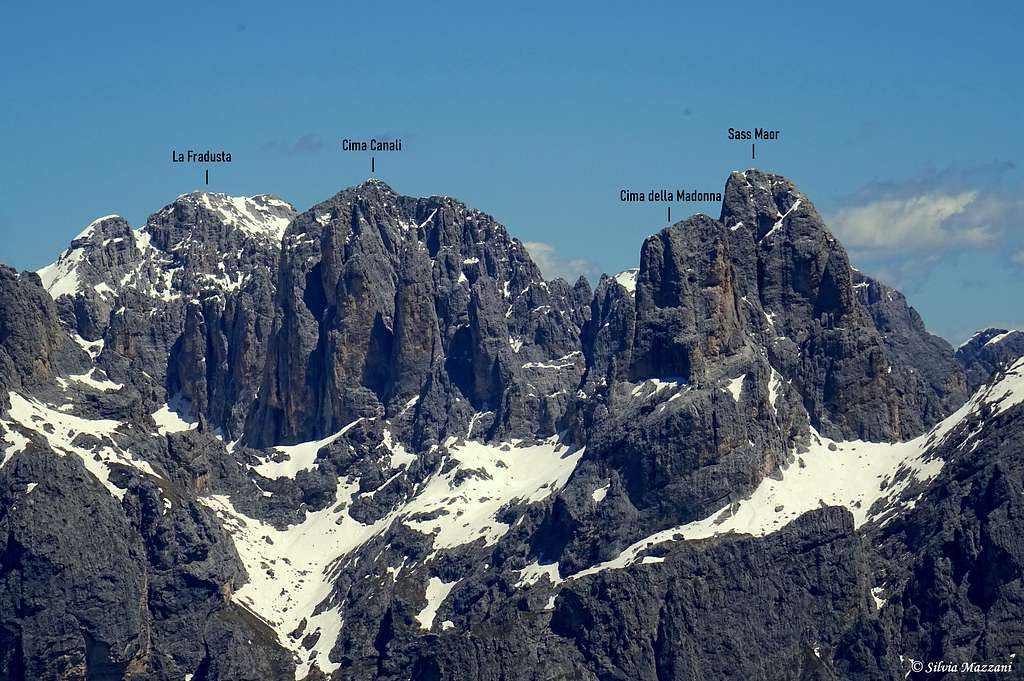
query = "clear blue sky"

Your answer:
(2, 1), (1021, 341)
